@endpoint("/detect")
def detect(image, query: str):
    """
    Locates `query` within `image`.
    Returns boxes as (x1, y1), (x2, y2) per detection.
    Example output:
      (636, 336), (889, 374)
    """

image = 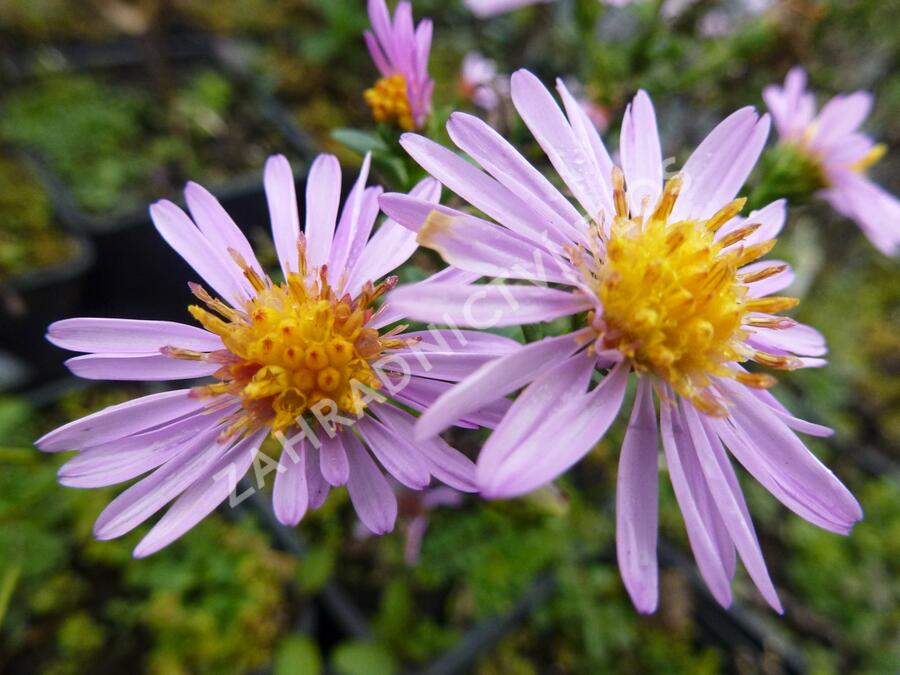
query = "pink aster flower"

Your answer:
(379, 69), (862, 613)
(763, 67), (900, 255)
(459, 52), (503, 111)
(364, 0), (434, 131)
(37, 153), (515, 558)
